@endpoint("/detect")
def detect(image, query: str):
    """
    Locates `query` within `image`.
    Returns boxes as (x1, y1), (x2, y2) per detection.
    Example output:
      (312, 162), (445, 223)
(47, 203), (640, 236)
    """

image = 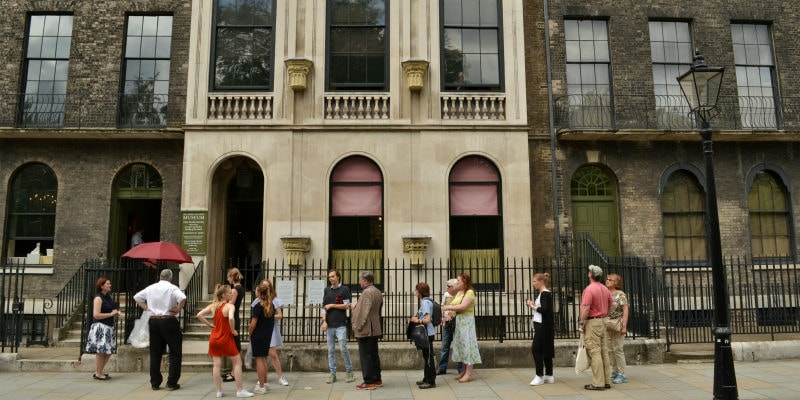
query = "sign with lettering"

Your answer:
(180, 211), (208, 255)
